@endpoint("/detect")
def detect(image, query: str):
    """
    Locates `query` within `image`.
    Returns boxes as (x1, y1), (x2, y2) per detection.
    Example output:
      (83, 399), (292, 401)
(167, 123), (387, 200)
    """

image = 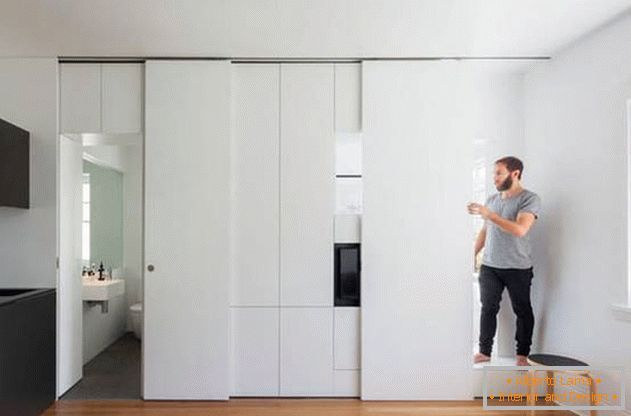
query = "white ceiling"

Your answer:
(1, 0), (630, 58)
